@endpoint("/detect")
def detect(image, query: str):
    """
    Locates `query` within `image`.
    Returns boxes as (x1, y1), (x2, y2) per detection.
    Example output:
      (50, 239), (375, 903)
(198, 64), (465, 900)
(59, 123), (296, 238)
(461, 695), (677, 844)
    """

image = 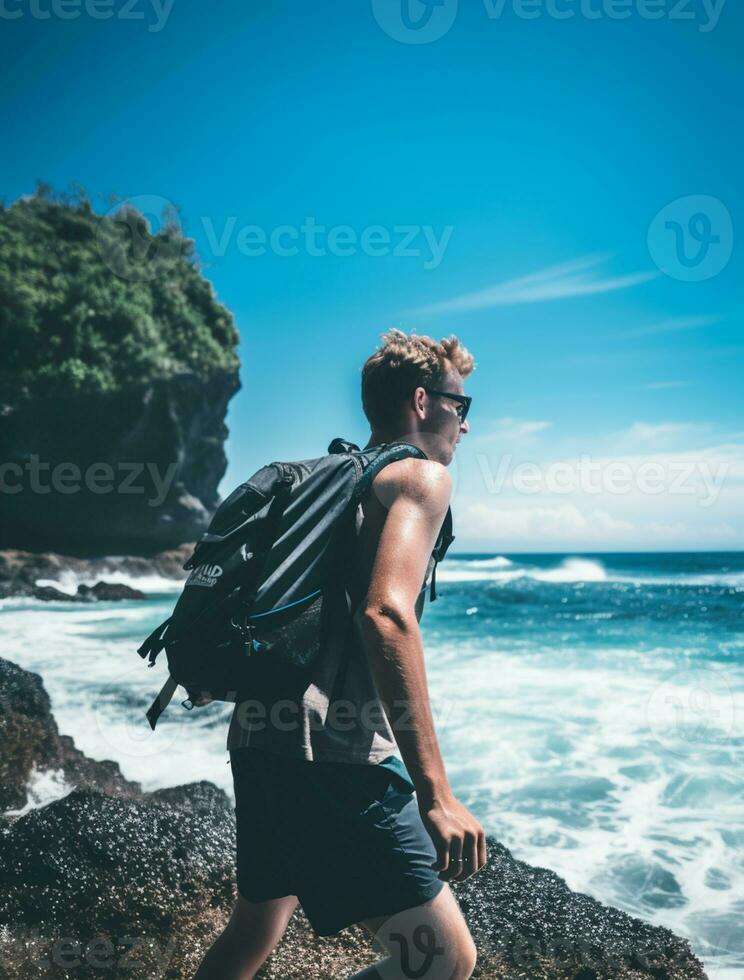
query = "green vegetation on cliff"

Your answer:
(0, 185), (240, 402)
